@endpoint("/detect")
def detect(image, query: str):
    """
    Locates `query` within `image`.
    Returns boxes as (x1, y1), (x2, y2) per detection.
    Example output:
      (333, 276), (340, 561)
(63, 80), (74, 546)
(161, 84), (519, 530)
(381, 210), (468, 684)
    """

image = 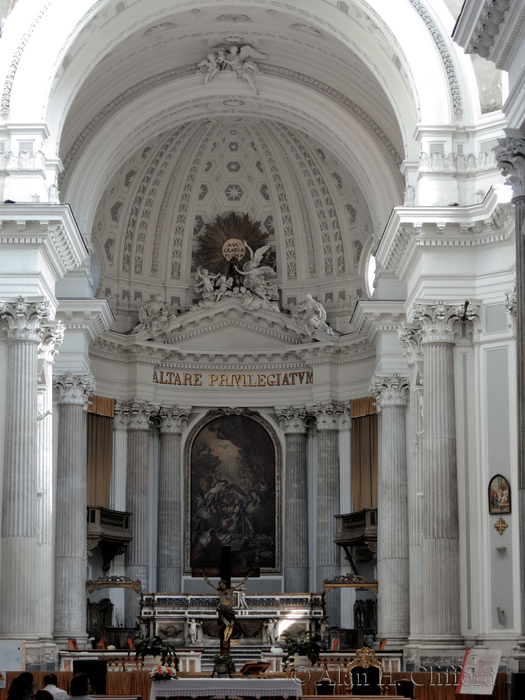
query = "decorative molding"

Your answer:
(0, 150), (46, 172)
(53, 370), (96, 407)
(465, 0), (511, 59)
(252, 124), (297, 280)
(0, 1), (54, 119)
(412, 300), (479, 344)
(38, 321), (65, 363)
(505, 286), (517, 318)
(275, 406), (307, 434)
(408, 0), (463, 120)
(398, 325), (423, 371)
(158, 405), (191, 435)
(369, 373), (410, 410)
(418, 150), (497, 174)
(0, 296), (51, 341)
(495, 135), (525, 199)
